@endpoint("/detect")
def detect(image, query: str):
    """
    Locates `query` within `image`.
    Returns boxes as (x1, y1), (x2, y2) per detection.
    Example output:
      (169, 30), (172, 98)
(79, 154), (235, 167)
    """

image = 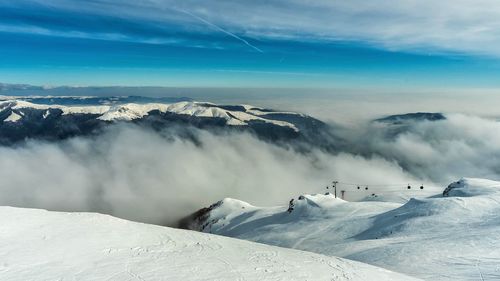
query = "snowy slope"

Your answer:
(191, 178), (500, 281)
(1, 99), (299, 130)
(0, 207), (419, 281)
(3, 111), (21, 122)
(0, 97), (338, 146)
